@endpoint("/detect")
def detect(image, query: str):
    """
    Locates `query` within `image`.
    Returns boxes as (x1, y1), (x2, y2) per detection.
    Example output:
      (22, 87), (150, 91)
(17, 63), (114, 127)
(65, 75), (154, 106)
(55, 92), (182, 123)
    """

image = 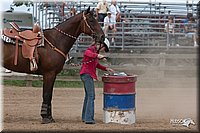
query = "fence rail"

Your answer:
(3, 1), (198, 87)
(28, 1), (198, 51)
(2, 53), (197, 86)
(74, 19), (197, 52)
